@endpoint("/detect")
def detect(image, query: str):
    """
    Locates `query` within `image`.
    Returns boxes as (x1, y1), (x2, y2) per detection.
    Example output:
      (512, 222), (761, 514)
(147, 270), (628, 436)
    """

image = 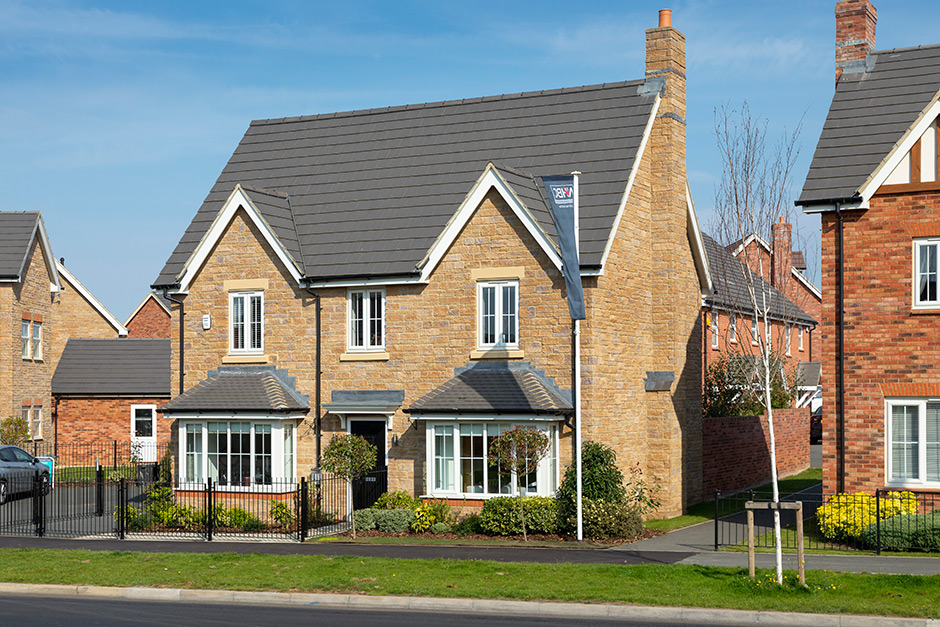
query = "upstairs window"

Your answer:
(751, 317), (759, 345)
(798, 326), (804, 351)
(710, 314), (718, 348)
(729, 313), (737, 343)
(785, 325), (792, 356)
(915, 239), (939, 308)
(230, 291), (263, 353)
(21, 321), (29, 359)
(20, 320), (41, 360)
(478, 281), (519, 349)
(348, 289), (385, 351)
(31, 322), (42, 360)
